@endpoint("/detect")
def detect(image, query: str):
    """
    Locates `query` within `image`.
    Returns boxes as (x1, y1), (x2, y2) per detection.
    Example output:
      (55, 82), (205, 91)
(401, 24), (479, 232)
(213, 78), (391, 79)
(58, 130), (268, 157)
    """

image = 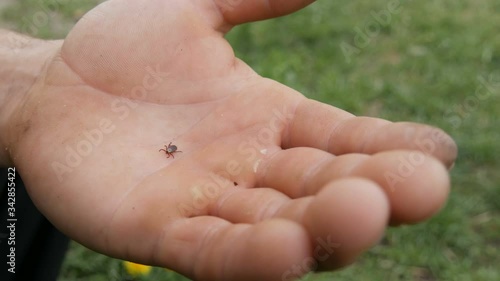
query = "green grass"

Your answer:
(2, 0), (499, 280)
